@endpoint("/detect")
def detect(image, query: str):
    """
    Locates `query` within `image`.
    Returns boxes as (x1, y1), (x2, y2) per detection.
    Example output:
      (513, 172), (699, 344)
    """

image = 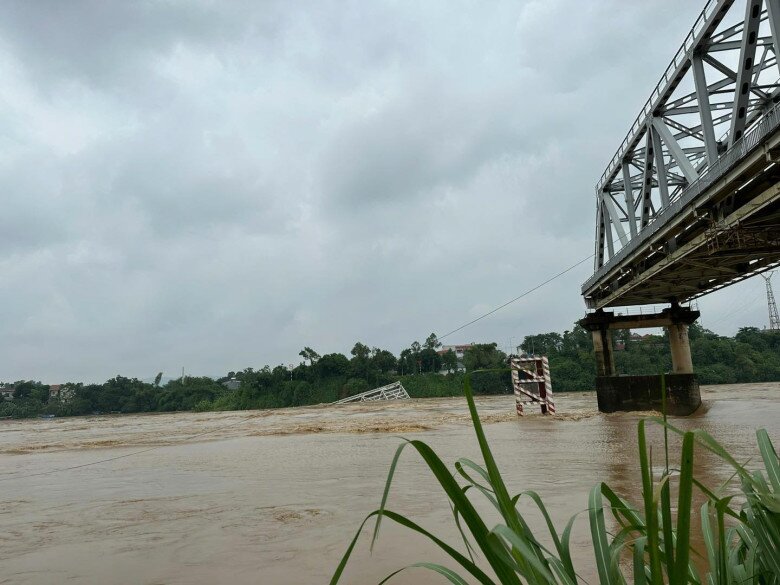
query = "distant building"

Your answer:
(223, 378), (241, 390)
(438, 344), (473, 372)
(48, 384), (74, 403)
(0, 387), (14, 401)
(49, 384), (62, 400)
